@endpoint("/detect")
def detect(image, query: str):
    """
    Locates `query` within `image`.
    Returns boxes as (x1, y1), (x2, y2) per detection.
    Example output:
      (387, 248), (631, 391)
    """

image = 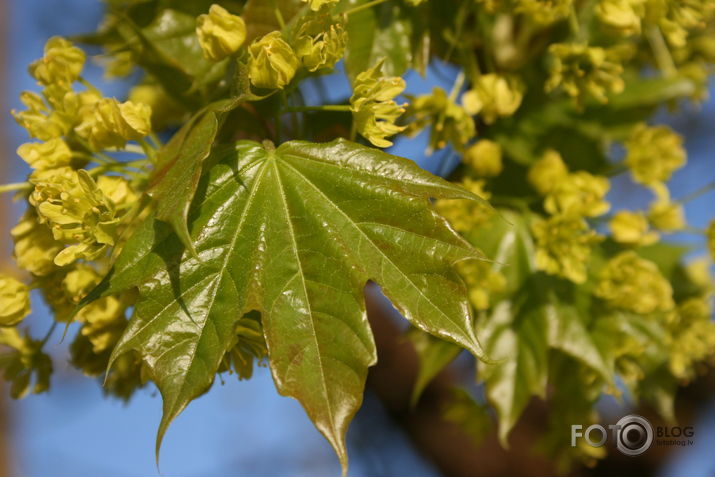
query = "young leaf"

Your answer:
(408, 328), (461, 406)
(344, 0), (414, 81)
(478, 296), (549, 446)
(95, 138), (486, 473)
(148, 95), (261, 253)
